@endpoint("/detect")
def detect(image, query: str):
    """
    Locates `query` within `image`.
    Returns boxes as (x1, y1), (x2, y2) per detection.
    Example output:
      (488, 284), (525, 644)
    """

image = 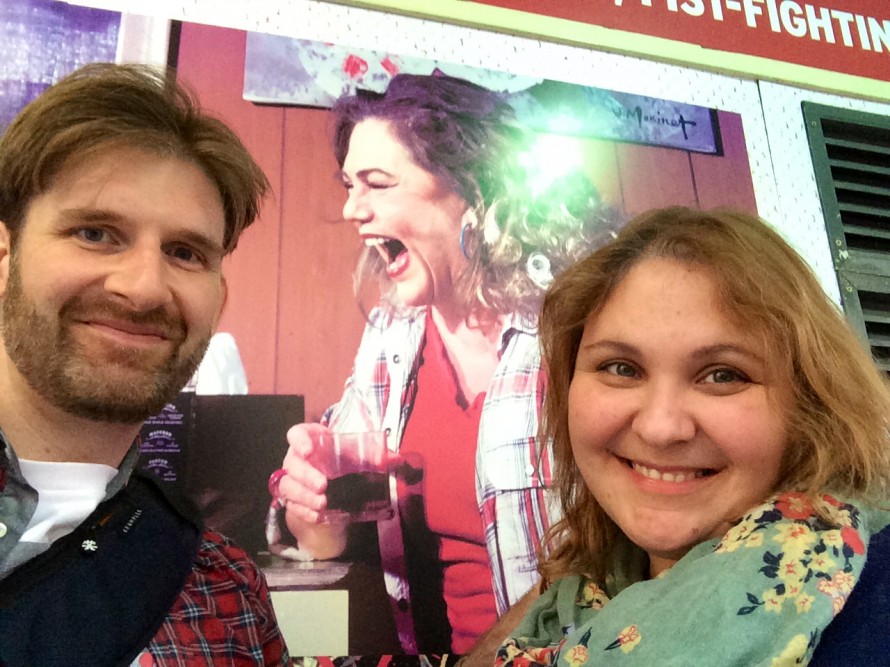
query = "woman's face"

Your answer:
(568, 257), (792, 577)
(339, 118), (470, 309)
